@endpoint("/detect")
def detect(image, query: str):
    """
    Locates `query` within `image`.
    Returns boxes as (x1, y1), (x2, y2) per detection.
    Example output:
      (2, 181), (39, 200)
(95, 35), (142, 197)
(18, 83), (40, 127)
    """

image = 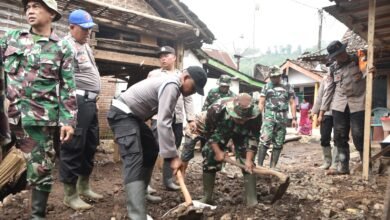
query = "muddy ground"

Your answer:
(0, 134), (388, 220)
